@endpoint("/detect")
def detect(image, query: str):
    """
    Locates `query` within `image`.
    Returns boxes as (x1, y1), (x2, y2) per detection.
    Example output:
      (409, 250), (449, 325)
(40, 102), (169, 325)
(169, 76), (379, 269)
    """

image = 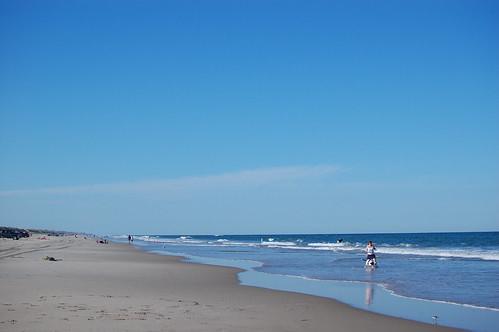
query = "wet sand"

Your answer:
(0, 235), (459, 331)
